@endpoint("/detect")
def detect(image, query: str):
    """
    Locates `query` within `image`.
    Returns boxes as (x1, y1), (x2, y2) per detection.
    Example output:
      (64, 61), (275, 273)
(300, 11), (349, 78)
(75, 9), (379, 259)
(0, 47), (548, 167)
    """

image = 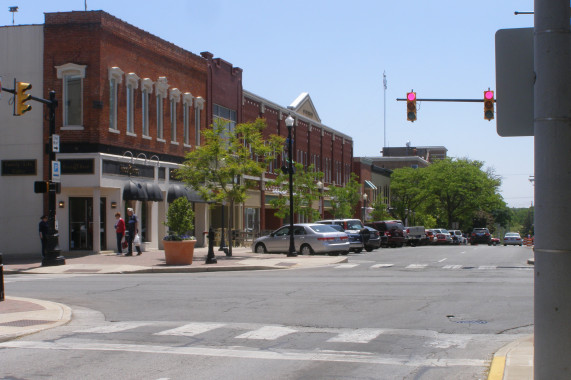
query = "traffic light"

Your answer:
(484, 90), (494, 121)
(15, 81), (32, 116)
(406, 91), (417, 122)
(34, 181), (49, 193)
